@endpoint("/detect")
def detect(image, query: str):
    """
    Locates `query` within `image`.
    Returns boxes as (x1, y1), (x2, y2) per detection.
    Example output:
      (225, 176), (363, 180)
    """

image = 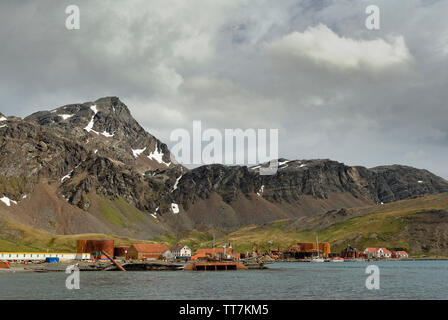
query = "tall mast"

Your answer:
(212, 232), (215, 258)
